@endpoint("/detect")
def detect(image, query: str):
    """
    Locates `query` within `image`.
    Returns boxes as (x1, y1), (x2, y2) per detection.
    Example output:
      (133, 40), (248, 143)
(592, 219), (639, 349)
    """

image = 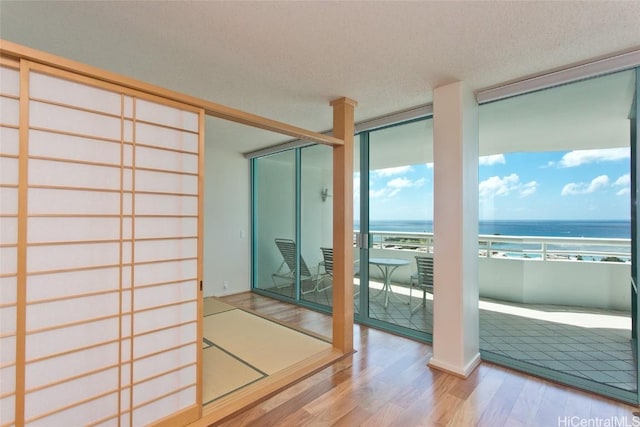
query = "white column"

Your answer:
(429, 81), (481, 377)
